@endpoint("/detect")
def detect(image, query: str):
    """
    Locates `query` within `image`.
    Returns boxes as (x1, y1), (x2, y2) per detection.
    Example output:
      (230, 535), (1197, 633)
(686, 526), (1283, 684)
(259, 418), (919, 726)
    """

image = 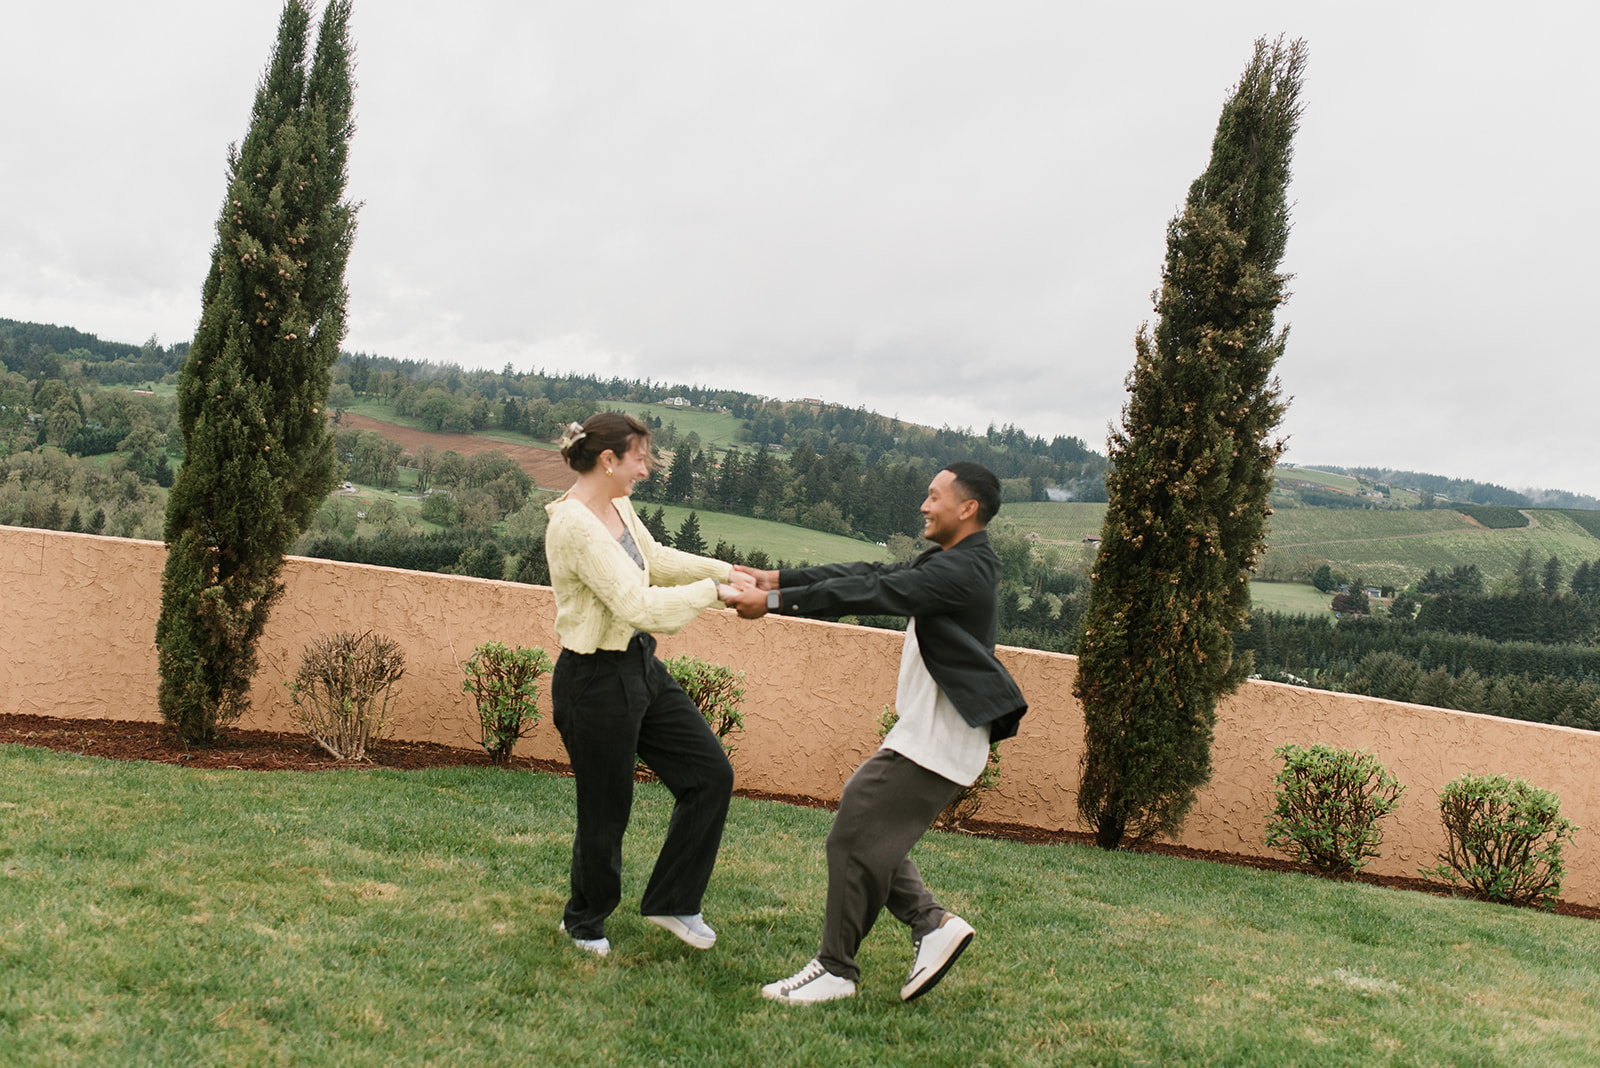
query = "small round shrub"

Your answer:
(462, 642), (552, 764)
(1421, 773), (1577, 909)
(663, 654), (746, 758)
(1264, 743), (1405, 878)
(633, 655), (747, 781)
